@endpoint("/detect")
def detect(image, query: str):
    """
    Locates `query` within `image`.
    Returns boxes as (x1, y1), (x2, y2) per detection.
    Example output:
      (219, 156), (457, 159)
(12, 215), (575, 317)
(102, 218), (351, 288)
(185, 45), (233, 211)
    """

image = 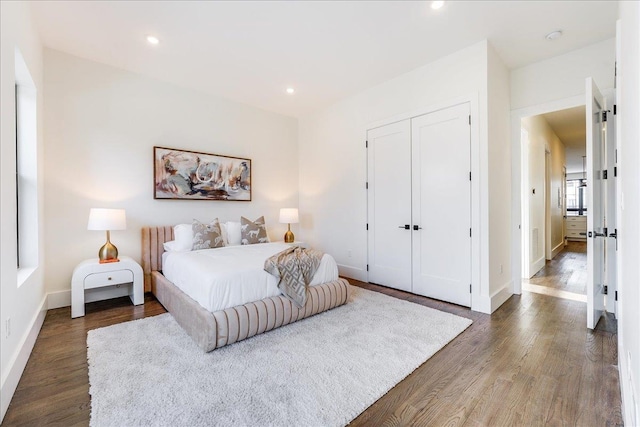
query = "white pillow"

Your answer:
(163, 240), (189, 252)
(224, 221), (242, 246)
(173, 223), (194, 251)
(220, 222), (229, 245)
